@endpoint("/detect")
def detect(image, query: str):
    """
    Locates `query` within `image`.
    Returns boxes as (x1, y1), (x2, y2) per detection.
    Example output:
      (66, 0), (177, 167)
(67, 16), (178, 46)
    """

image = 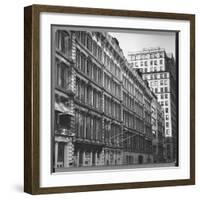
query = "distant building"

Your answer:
(151, 95), (165, 163)
(121, 66), (154, 165)
(128, 47), (177, 163)
(52, 28), (166, 171)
